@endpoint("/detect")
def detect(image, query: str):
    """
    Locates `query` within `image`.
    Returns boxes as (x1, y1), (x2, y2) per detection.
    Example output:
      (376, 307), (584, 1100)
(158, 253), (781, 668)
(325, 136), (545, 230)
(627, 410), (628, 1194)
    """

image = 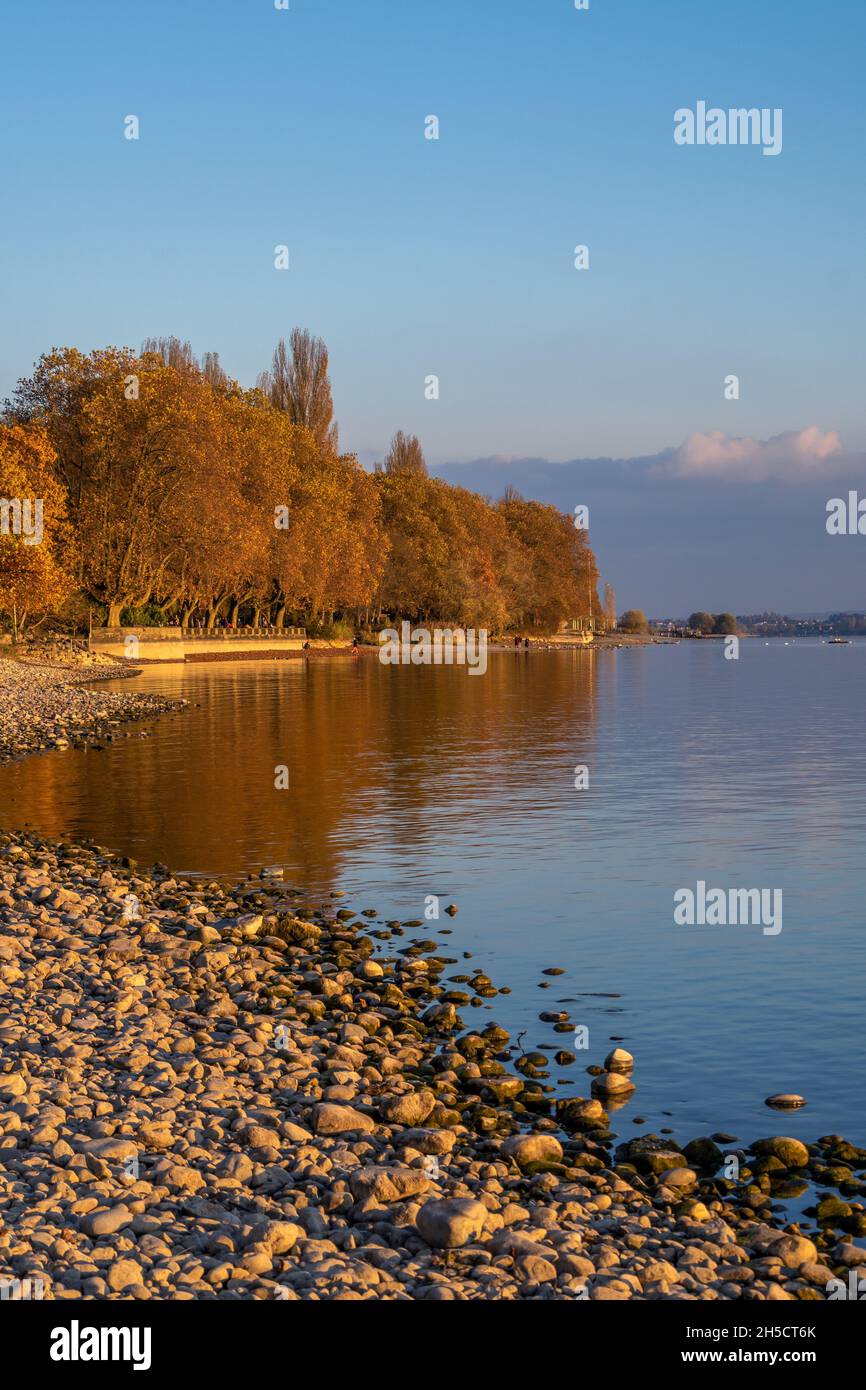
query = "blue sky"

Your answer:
(1, 0), (864, 611)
